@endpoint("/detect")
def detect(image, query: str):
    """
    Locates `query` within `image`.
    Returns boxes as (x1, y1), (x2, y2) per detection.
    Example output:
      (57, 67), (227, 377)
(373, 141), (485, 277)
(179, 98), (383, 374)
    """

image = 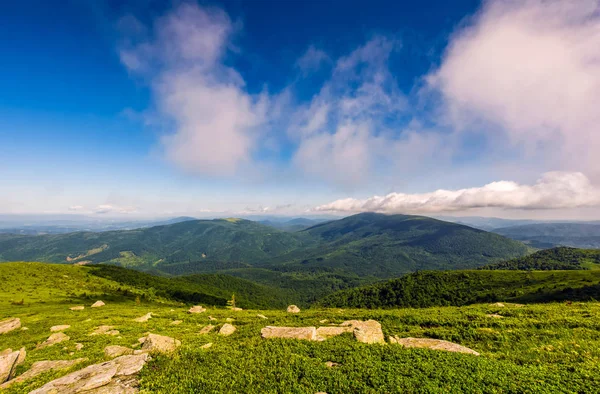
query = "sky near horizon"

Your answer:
(1, 0), (600, 220)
